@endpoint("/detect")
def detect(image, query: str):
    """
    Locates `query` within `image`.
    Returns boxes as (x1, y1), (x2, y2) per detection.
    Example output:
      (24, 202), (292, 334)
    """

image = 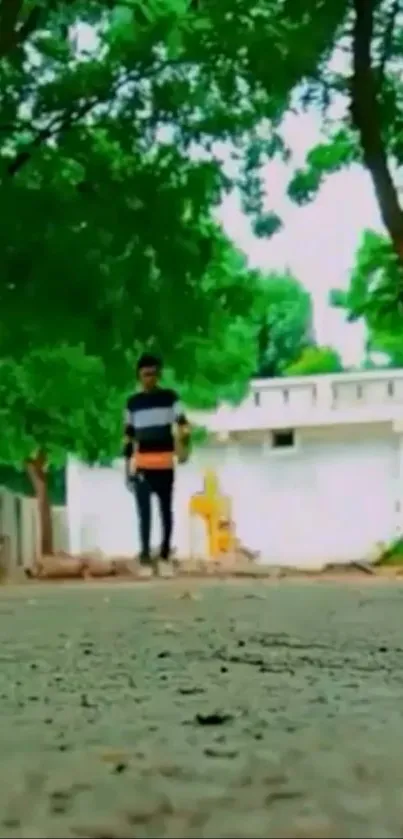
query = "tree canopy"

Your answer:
(3, 0), (389, 373)
(0, 0), (341, 406)
(0, 345), (122, 469)
(0, 343), (123, 552)
(330, 228), (403, 369)
(1, 0), (279, 392)
(285, 346), (344, 376)
(285, 0), (403, 276)
(2, 0), (402, 347)
(256, 273), (314, 378)
(2, 0), (387, 416)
